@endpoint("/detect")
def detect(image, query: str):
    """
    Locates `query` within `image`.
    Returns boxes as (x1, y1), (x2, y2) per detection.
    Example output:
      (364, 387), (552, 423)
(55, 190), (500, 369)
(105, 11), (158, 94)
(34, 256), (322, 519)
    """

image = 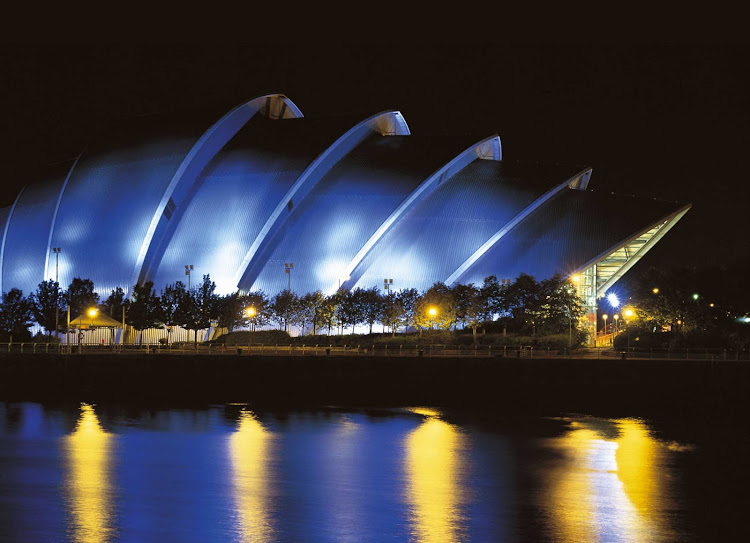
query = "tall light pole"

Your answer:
(602, 314), (608, 338)
(285, 263), (293, 333)
(285, 262), (293, 291)
(624, 308), (634, 352)
(53, 247), (61, 340)
(383, 278), (393, 293)
(185, 264), (194, 290)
